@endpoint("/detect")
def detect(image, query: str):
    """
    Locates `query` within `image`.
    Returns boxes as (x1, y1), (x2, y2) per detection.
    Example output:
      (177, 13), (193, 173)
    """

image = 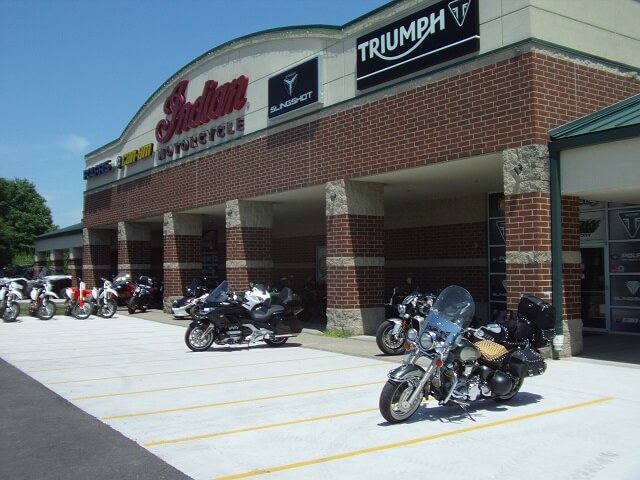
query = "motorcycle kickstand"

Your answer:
(456, 402), (476, 422)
